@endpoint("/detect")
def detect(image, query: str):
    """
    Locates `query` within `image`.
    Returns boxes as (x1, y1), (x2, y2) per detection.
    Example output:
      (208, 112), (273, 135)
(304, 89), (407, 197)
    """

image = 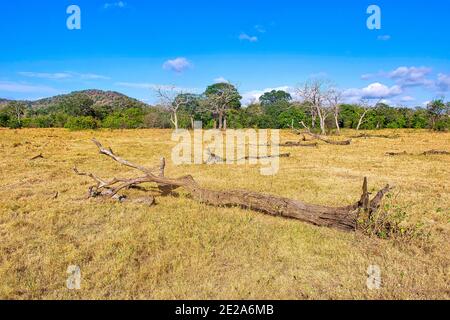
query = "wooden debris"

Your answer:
(74, 139), (393, 232)
(30, 153), (44, 161)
